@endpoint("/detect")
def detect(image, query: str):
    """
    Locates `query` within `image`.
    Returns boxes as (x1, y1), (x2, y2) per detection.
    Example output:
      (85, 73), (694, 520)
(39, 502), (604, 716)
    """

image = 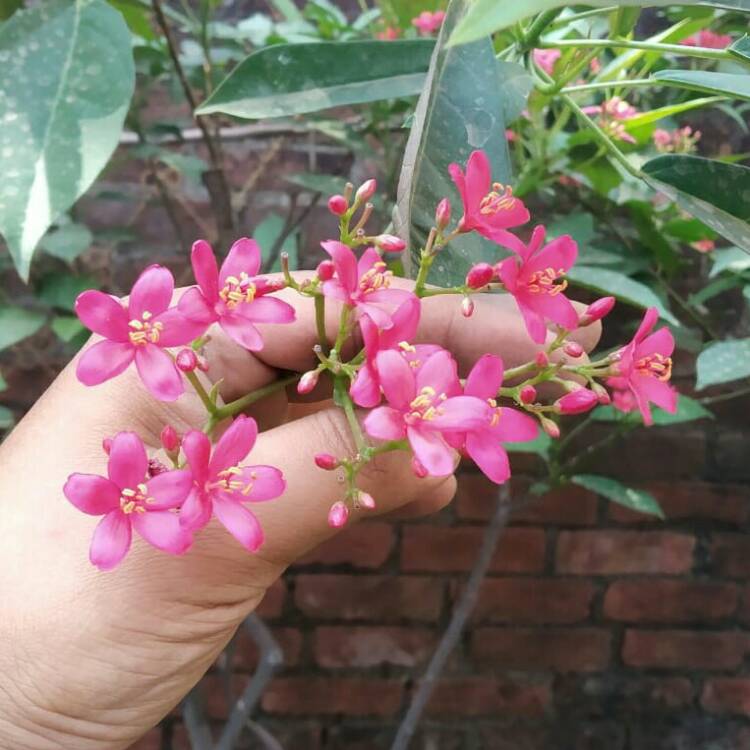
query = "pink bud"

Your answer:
(461, 297), (475, 318)
(102, 438), (112, 455)
(316, 259), (335, 281)
(358, 491), (376, 510)
(435, 198), (451, 230)
(535, 351), (549, 368)
(555, 389), (599, 415)
(355, 179), (377, 203)
(297, 370), (320, 394)
(563, 341), (584, 358)
(375, 234), (406, 252)
(328, 194), (348, 216)
(176, 348), (198, 373)
(540, 416), (560, 439)
(580, 296), (615, 326)
(592, 382), (611, 405)
(328, 501), (349, 528)
(160, 424), (180, 453)
(465, 262), (494, 290)
(519, 385), (537, 404)
(315, 453), (338, 470)
(412, 457), (428, 478)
